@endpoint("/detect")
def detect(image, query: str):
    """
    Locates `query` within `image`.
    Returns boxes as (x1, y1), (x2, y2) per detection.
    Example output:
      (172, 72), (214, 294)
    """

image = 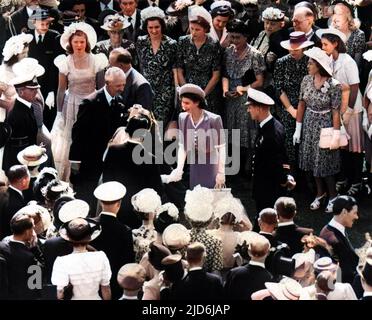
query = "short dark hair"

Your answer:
(180, 92), (207, 109)
(226, 18), (250, 38)
(113, 49), (132, 64)
(220, 212), (236, 225)
(211, 6), (234, 19)
(189, 17), (211, 33)
(313, 59), (331, 77)
(10, 213), (34, 235)
(321, 33), (347, 54)
(6, 165), (29, 184)
(142, 17), (166, 35)
(186, 242), (205, 263)
(66, 30), (91, 54)
(125, 114), (151, 138)
(275, 197), (297, 219)
(332, 195), (357, 215)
